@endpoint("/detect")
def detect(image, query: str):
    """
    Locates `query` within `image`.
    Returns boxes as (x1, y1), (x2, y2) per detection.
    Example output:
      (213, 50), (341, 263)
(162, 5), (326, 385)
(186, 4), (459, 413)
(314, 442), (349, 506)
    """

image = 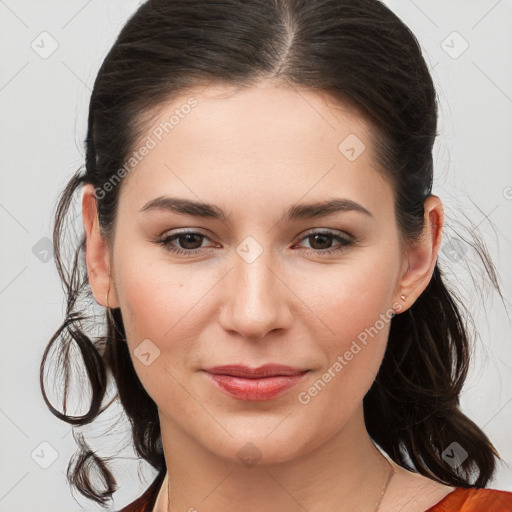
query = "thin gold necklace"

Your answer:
(162, 457), (396, 512)
(374, 456), (396, 511)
